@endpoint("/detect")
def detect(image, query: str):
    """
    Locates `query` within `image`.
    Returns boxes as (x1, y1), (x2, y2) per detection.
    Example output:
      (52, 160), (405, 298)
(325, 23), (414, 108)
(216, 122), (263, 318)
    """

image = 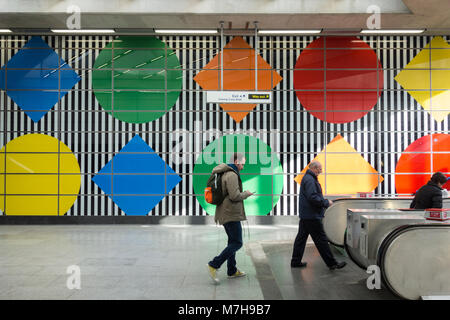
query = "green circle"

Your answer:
(92, 36), (182, 123)
(193, 134), (284, 216)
